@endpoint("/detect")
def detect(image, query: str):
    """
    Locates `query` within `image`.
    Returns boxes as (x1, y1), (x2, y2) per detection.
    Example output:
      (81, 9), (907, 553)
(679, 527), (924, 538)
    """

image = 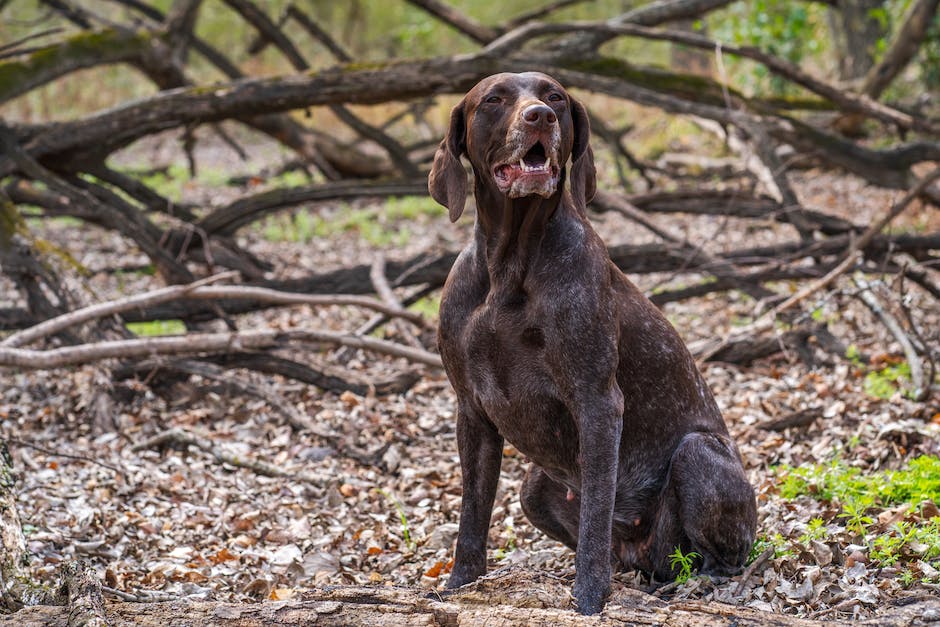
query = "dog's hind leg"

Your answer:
(647, 431), (757, 580)
(520, 465), (580, 550)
